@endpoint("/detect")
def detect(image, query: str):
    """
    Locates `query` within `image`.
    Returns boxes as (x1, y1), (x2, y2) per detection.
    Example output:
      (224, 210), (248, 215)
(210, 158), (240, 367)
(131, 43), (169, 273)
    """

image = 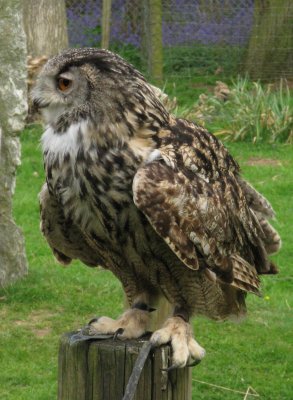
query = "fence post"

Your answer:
(58, 332), (192, 400)
(58, 289), (193, 399)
